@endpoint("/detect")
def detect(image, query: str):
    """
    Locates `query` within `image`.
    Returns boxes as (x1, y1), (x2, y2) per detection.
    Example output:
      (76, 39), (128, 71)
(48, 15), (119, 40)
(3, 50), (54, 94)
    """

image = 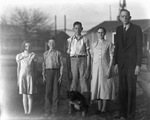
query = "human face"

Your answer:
(24, 43), (31, 52)
(73, 24), (83, 35)
(97, 28), (105, 39)
(48, 40), (55, 49)
(119, 11), (131, 25)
